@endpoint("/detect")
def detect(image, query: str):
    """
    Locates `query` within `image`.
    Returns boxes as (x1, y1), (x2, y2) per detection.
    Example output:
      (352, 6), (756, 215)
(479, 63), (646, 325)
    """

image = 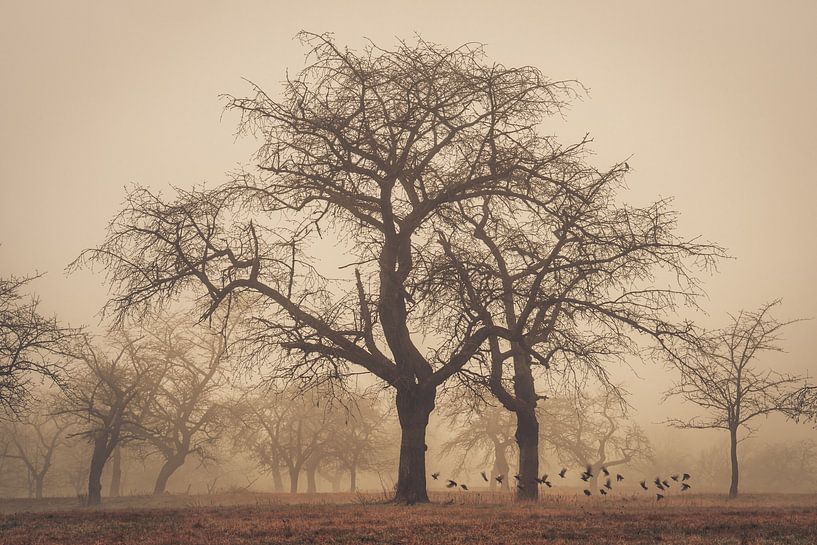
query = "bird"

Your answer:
(583, 489), (591, 496)
(460, 484), (469, 491)
(656, 493), (664, 501)
(431, 472), (440, 480)
(654, 477), (665, 491)
(640, 480), (648, 490)
(495, 475), (504, 484)
(559, 468), (567, 478)
(662, 480), (671, 489)
(600, 489), (607, 495)
(604, 479), (612, 490)
(446, 480), (457, 488)
(602, 467), (610, 477)
(616, 474), (624, 482)
(541, 474), (549, 482)
(481, 471), (488, 482)
(580, 473), (591, 482)
(514, 474), (521, 481)
(682, 473), (691, 481)
(585, 465), (594, 477)
(671, 475), (679, 481)
(681, 483), (691, 491)
(544, 481), (552, 488)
